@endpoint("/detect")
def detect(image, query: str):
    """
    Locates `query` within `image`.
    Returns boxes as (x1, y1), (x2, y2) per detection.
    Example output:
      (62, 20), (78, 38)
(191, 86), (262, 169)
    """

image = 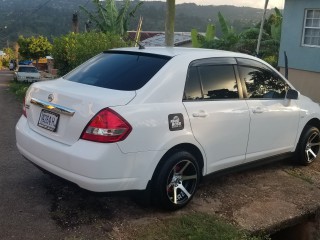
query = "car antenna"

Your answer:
(136, 41), (145, 50)
(120, 37), (145, 50)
